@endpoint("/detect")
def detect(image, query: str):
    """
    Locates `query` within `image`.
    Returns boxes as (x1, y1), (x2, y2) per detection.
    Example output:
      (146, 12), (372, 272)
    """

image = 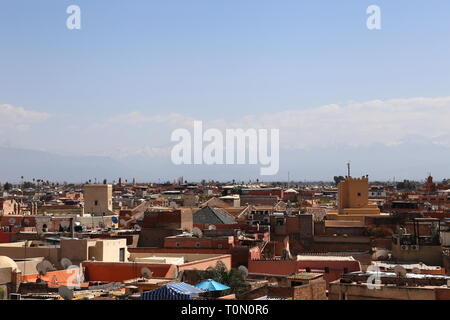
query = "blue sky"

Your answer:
(1, 1), (450, 181)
